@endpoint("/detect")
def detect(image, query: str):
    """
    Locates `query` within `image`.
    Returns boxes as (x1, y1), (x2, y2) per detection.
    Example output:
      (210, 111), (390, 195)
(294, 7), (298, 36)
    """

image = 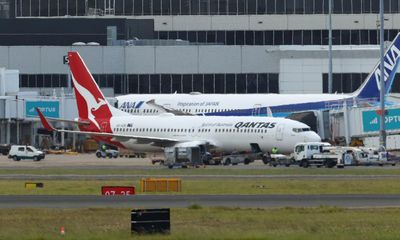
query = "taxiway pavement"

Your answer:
(1, 194), (399, 208)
